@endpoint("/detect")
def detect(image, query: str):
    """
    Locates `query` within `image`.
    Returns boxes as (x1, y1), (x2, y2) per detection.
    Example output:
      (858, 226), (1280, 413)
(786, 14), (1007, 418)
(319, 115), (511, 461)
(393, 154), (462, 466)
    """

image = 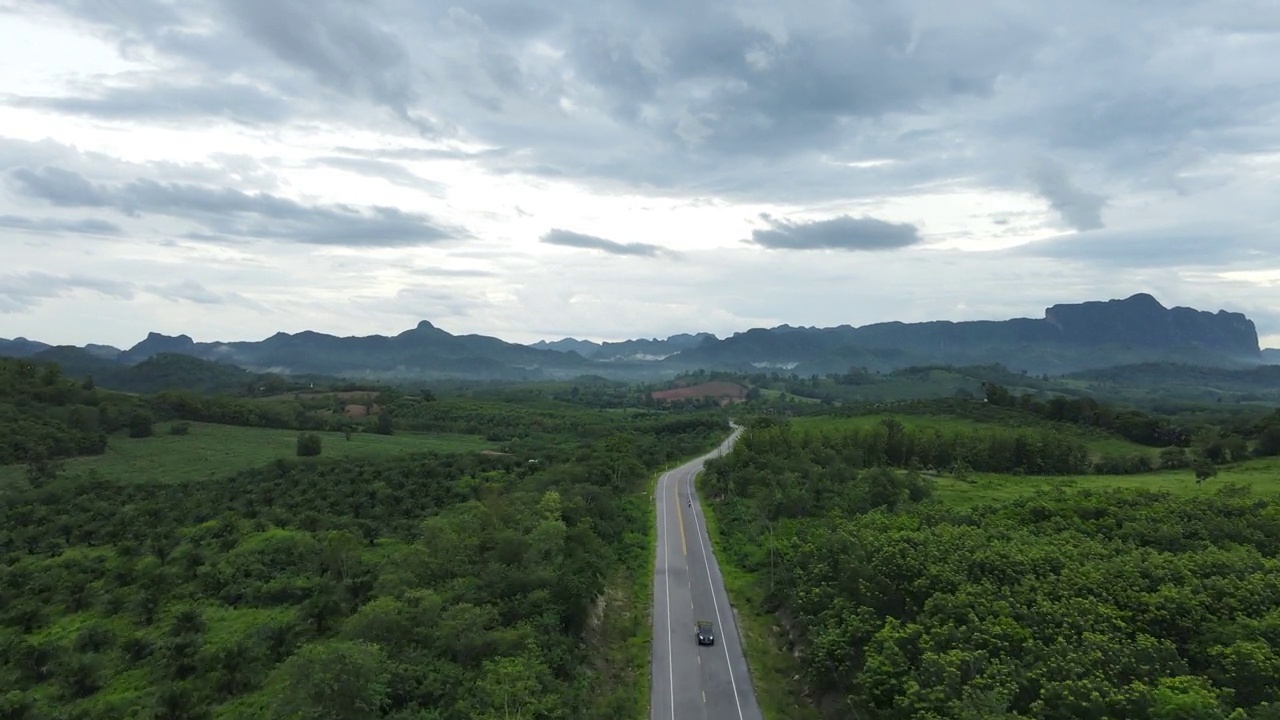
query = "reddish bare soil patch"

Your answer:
(343, 403), (383, 418)
(650, 381), (747, 404)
